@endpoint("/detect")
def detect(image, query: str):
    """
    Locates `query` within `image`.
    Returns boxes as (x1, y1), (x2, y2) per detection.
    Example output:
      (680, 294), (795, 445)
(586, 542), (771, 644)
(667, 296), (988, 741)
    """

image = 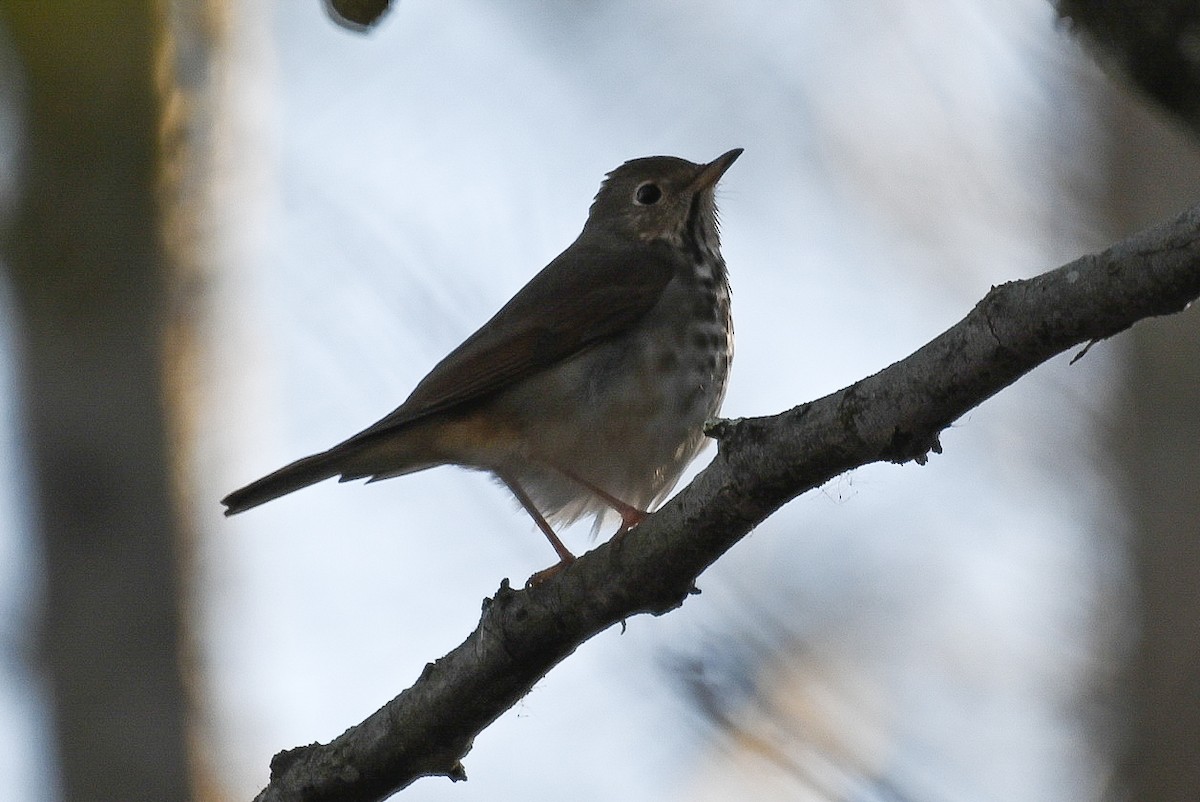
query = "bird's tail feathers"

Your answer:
(222, 429), (442, 515)
(222, 448), (349, 515)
